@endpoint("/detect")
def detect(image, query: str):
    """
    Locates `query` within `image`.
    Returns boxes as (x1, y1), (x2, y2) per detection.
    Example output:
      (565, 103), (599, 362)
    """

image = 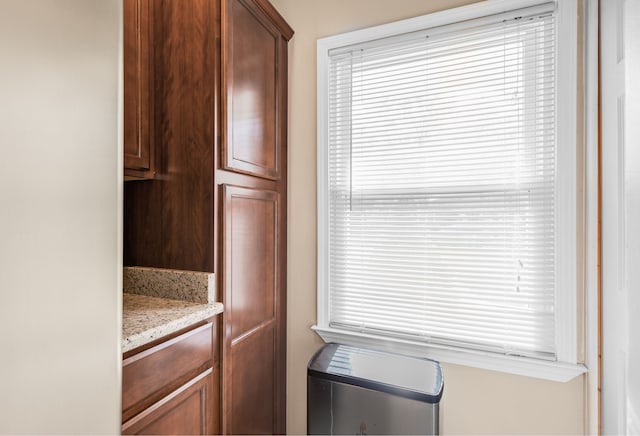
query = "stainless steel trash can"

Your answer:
(307, 343), (443, 435)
